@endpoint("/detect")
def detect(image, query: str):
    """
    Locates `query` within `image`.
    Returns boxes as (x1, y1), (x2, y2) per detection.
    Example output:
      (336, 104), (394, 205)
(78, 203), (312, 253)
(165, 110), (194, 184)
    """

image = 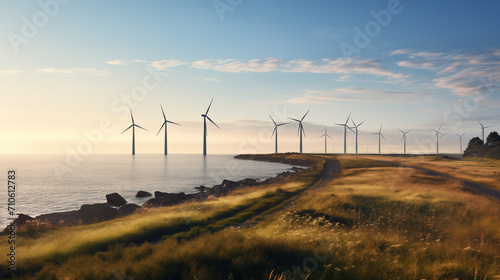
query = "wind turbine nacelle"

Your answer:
(201, 114), (206, 117)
